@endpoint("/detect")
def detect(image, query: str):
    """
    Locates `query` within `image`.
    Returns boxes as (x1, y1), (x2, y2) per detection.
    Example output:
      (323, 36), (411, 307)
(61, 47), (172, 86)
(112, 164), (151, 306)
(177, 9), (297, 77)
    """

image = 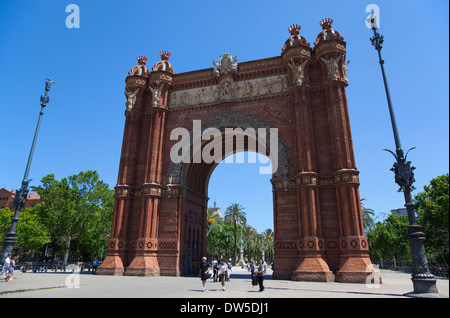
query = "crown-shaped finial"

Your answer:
(160, 50), (171, 60)
(288, 24), (301, 35)
(319, 18), (333, 30)
(137, 55), (148, 65)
